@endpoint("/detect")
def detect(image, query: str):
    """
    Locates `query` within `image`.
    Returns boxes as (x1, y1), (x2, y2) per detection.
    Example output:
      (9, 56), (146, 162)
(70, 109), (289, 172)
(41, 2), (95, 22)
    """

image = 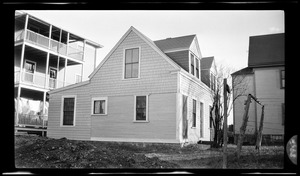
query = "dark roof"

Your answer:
(231, 67), (253, 76)
(248, 33), (284, 67)
(154, 35), (196, 52)
(201, 57), (214, 69)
